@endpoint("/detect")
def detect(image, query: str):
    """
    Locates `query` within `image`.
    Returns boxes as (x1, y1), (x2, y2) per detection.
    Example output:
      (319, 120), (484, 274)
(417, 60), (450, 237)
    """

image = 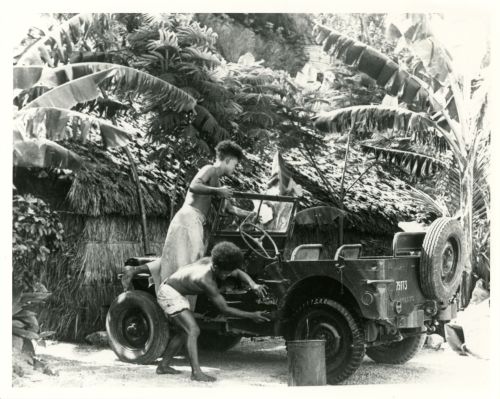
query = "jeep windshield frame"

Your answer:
(209, 191), (298, 238)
